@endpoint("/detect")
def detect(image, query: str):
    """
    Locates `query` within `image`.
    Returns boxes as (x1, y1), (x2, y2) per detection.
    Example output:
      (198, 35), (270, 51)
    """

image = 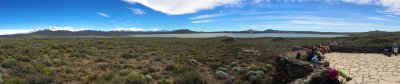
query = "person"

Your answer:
(311, 54), (319, 63)
(296, 53), (302, 60)
(325, 68), (352, 84)
(319, 43), (331, 53)
(391, 44), (399, 56)
(384, 48), (392, 57)
(315, 49), (325, 61)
